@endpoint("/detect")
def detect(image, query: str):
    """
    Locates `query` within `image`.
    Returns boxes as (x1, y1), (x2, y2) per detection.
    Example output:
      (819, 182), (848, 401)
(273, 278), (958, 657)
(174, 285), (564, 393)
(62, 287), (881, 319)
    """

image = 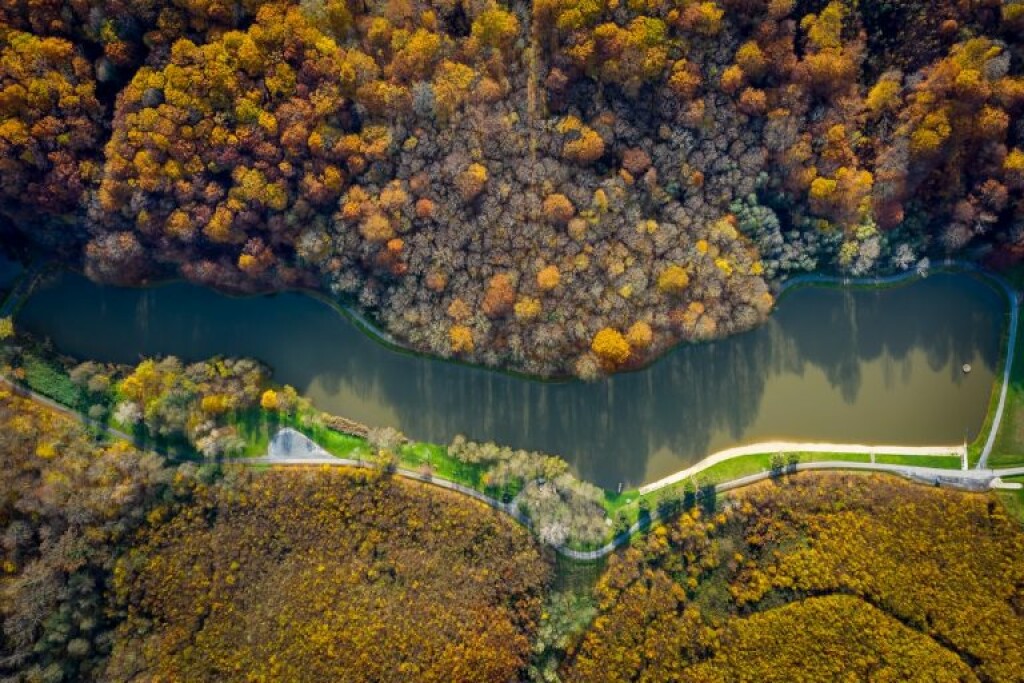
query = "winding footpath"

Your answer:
(253, 428), (1024, 560)
(0, 373), (139, 445)
(248, 264), (1024, 559)
(4, 261), (1023, 560)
